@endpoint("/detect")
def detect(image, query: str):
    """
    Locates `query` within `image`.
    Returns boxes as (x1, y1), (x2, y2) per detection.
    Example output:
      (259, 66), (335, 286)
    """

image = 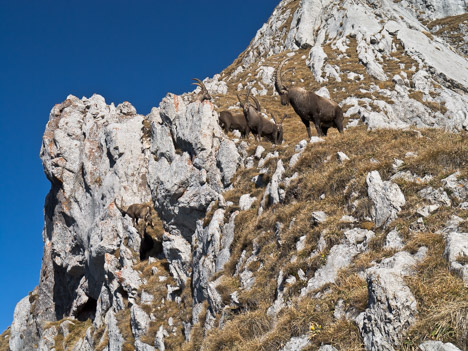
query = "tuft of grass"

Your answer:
(0, 328), (10, 351)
